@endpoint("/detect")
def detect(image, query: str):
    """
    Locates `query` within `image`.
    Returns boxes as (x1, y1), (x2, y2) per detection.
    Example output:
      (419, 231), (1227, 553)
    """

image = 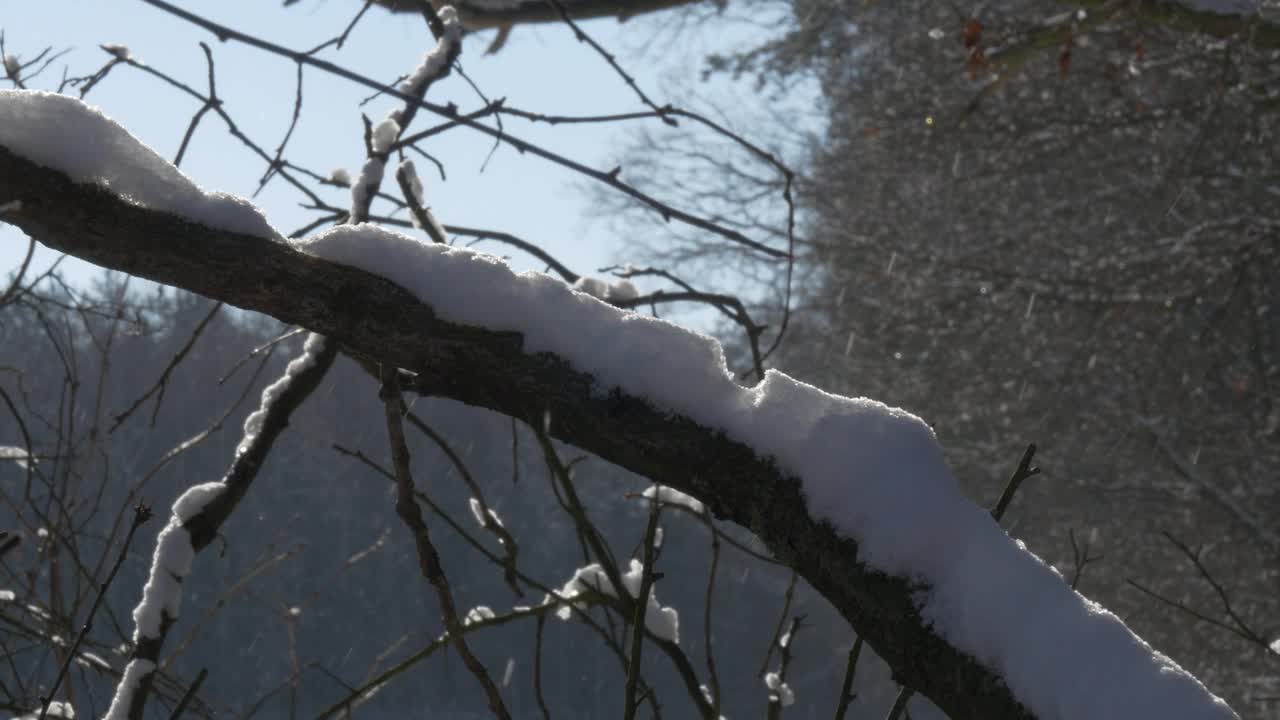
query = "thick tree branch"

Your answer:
(364, 0), (1280, 49)
(0, 144), (1035, 718)
(1071, 0), (1280, 50)
(364, 0), (707, 30)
